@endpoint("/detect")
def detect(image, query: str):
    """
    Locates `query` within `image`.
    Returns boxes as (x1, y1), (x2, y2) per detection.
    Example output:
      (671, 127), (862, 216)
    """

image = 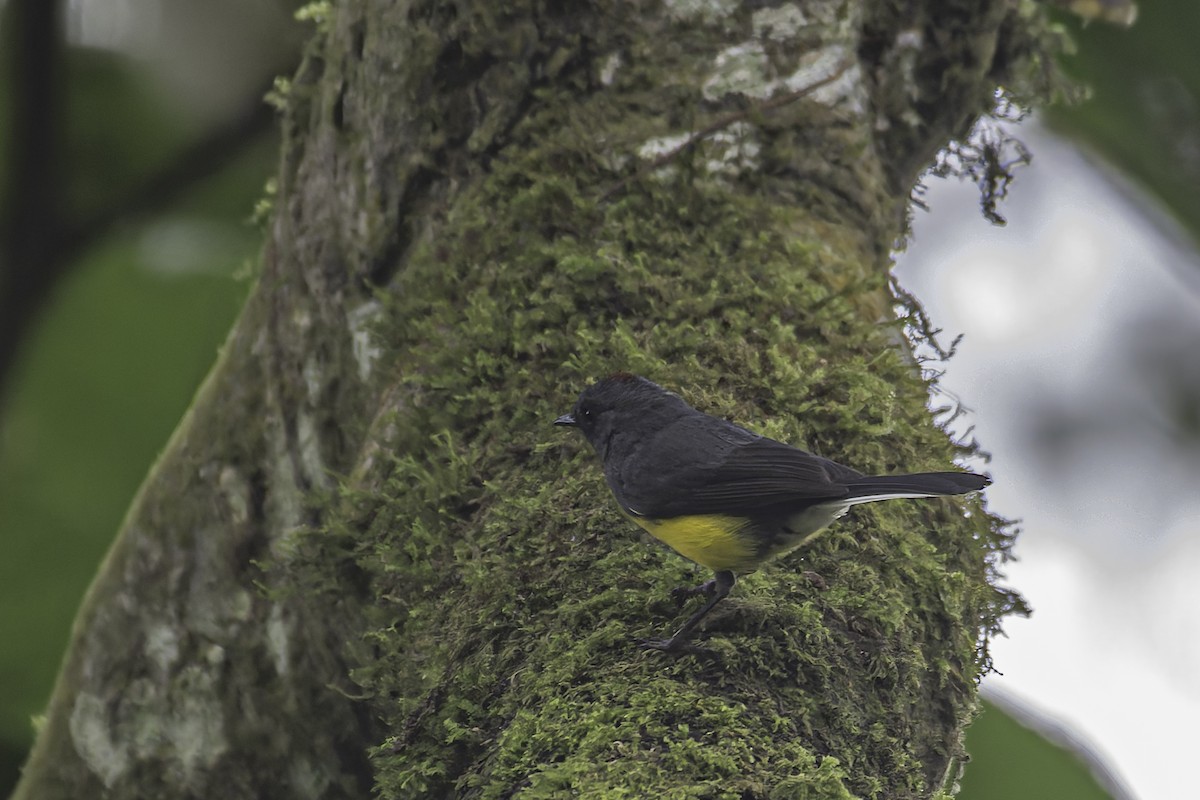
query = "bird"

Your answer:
(555, 373), (989, 651)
